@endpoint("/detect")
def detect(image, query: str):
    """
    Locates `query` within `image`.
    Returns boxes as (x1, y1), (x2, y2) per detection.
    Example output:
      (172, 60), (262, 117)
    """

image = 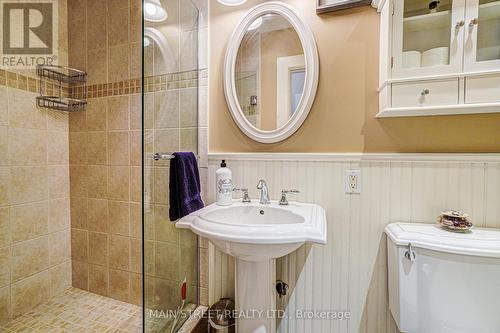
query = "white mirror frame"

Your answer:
(223, 1), (319, 143)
